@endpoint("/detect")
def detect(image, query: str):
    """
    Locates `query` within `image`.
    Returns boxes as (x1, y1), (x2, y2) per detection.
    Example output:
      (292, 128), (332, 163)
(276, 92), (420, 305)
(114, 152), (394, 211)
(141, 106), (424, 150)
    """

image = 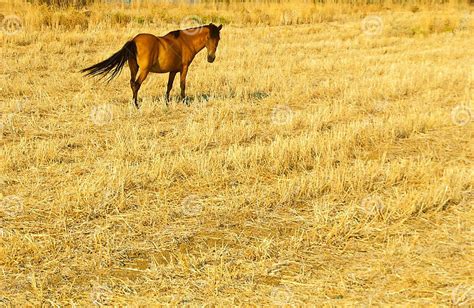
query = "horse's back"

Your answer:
(133, 33), (159, 40)
(132, 32), (182, 73)
(132, 33), (159, 50)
